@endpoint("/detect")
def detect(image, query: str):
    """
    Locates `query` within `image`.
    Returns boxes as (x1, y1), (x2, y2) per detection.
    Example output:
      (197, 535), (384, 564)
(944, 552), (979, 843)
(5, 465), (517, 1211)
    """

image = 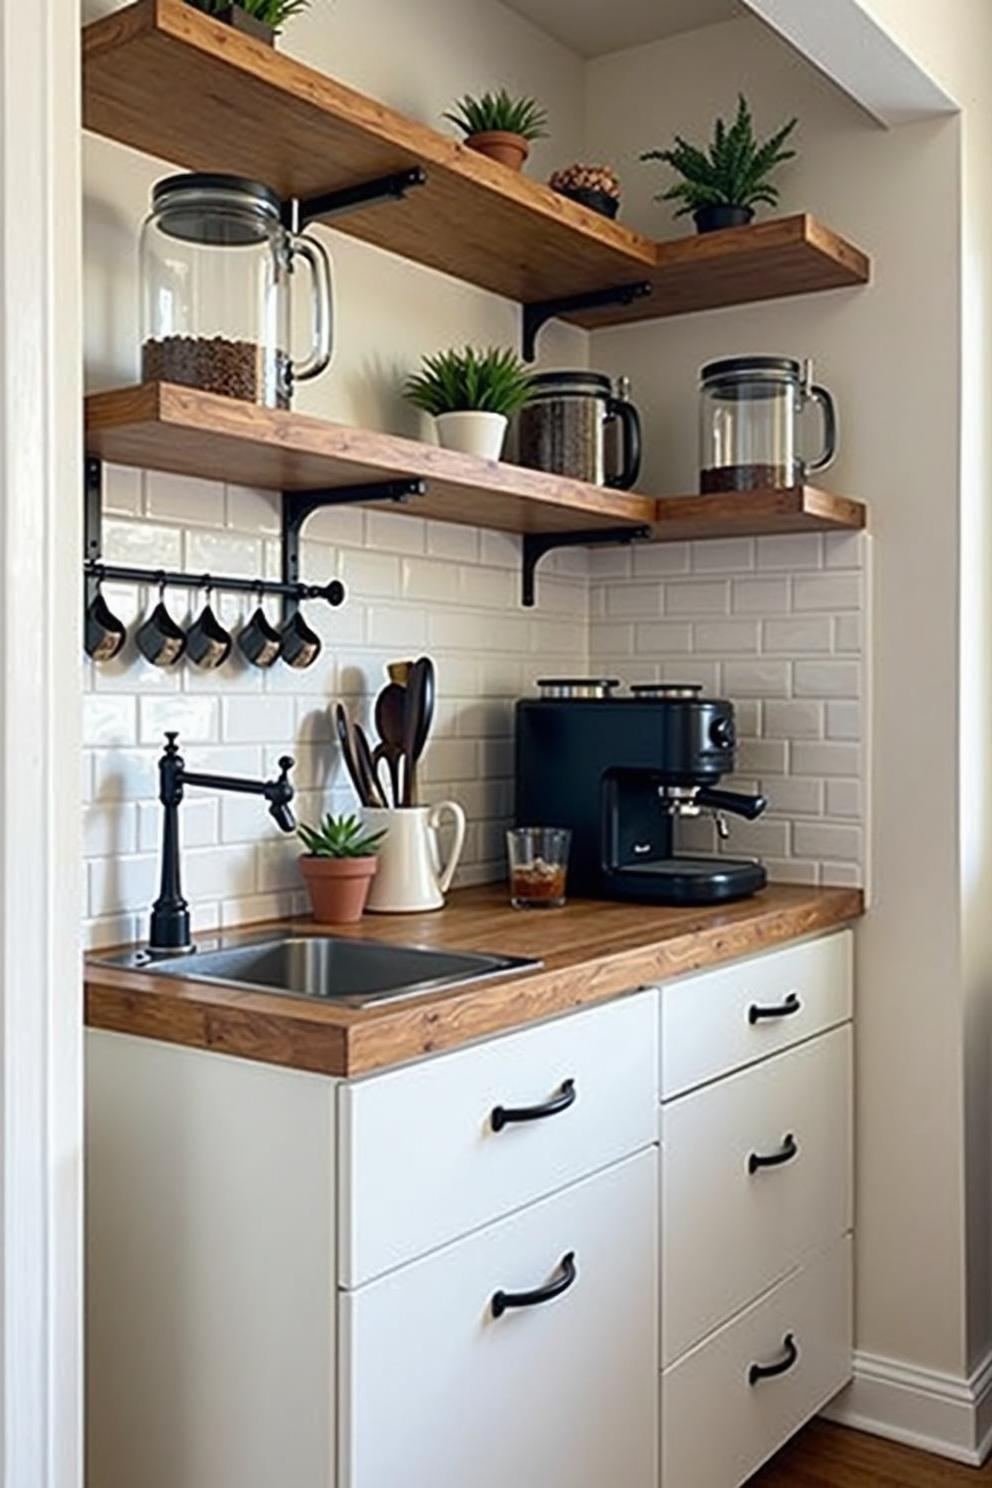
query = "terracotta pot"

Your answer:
(466, 131), (530, 171)
(299, 855), (379, 925)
